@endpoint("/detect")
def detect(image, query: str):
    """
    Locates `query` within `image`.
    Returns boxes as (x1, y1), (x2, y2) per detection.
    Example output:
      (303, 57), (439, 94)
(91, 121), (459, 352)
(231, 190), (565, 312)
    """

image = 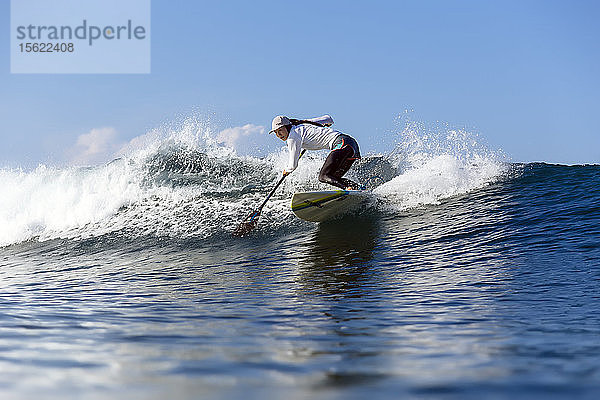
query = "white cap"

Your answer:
(269, 115), (291, 133)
